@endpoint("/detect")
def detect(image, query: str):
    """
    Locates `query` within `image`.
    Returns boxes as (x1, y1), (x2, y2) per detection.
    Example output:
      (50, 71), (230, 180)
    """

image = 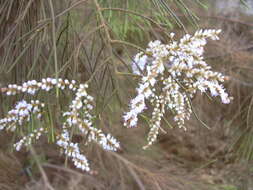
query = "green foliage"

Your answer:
(97, 0), (205, 41)
(219, 185), (238, 190)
